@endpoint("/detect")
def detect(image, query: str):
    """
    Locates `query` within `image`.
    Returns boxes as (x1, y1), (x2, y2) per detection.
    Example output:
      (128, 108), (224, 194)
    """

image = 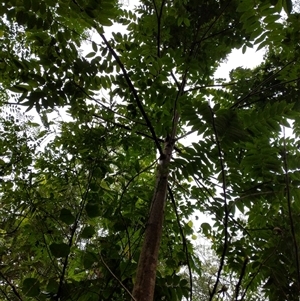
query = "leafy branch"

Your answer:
(208, 104), (229, 301)
(282, 127), (300, 289)
(98, 31), (163, 155)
